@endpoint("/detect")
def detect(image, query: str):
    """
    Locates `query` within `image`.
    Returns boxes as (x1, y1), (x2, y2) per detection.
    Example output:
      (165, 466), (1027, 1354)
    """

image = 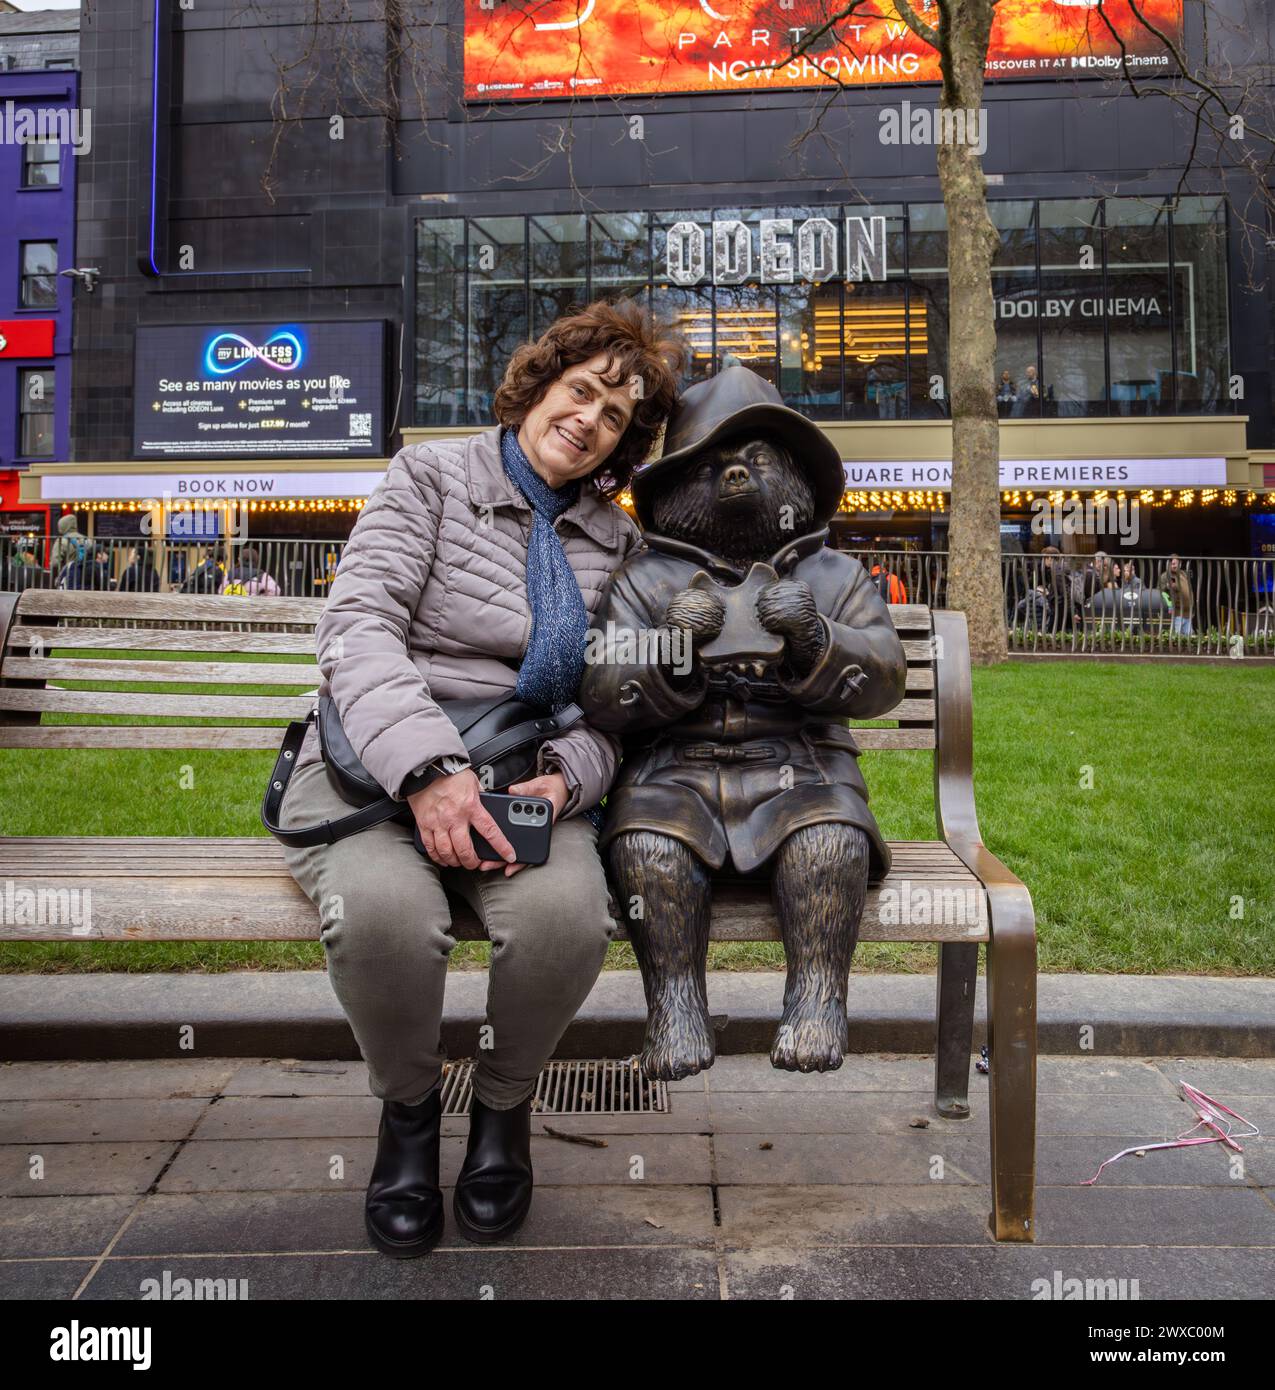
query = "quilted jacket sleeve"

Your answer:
(314, 444), (471, 801)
